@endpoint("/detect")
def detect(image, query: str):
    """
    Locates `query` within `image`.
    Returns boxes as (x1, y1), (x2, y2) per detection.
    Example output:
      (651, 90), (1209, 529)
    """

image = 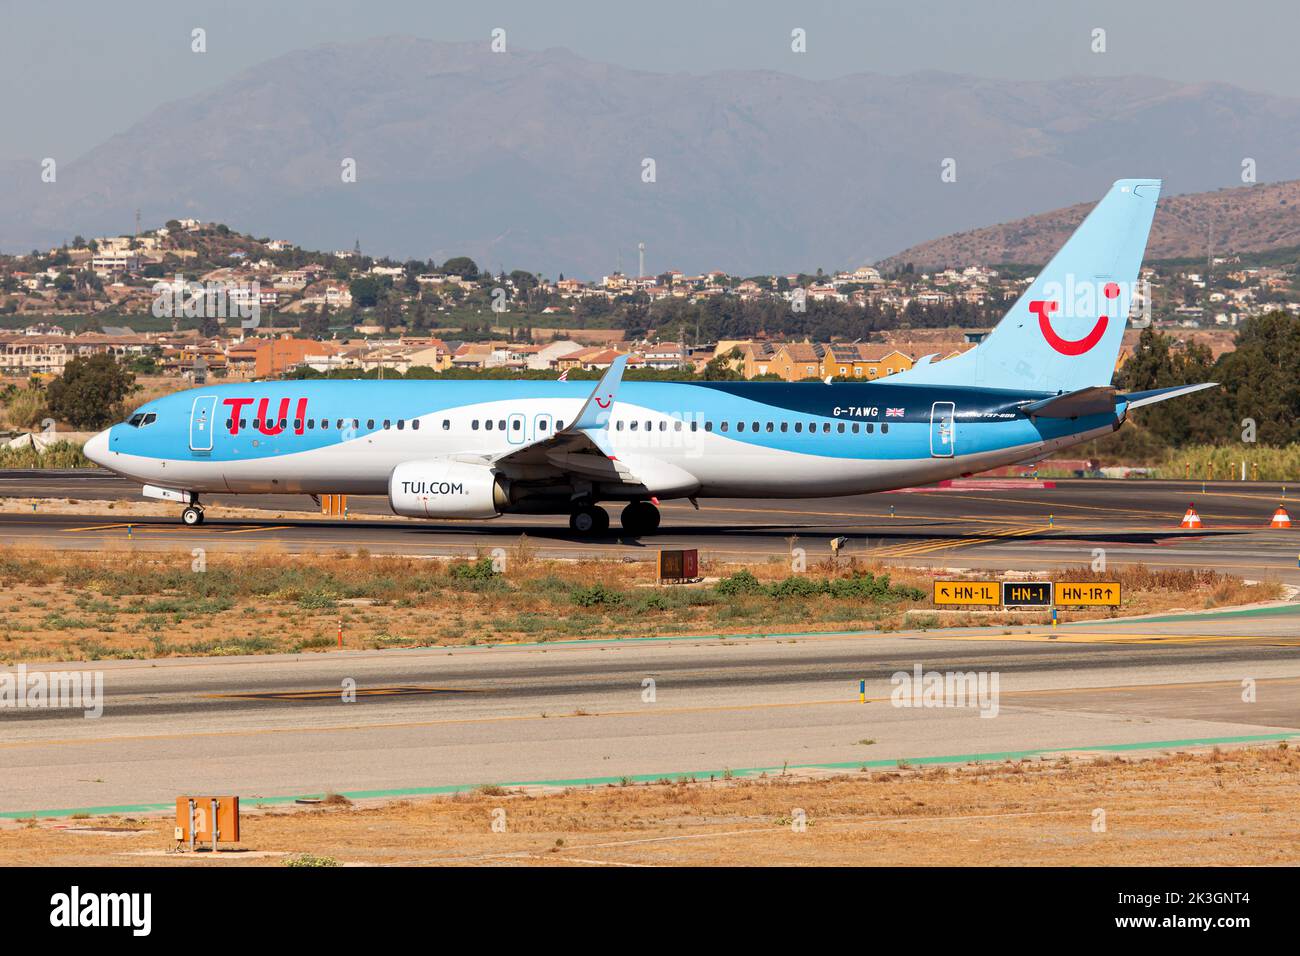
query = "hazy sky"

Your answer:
(5, 0), (1299, 161)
